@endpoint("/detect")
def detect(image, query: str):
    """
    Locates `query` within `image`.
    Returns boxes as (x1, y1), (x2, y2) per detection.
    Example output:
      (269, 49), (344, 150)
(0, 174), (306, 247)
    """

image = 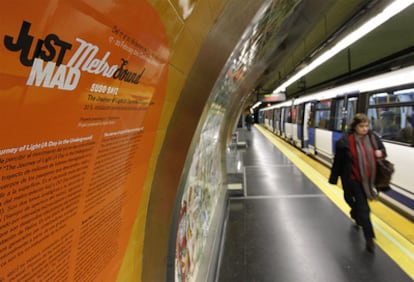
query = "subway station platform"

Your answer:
(218, 125), (414, 282)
